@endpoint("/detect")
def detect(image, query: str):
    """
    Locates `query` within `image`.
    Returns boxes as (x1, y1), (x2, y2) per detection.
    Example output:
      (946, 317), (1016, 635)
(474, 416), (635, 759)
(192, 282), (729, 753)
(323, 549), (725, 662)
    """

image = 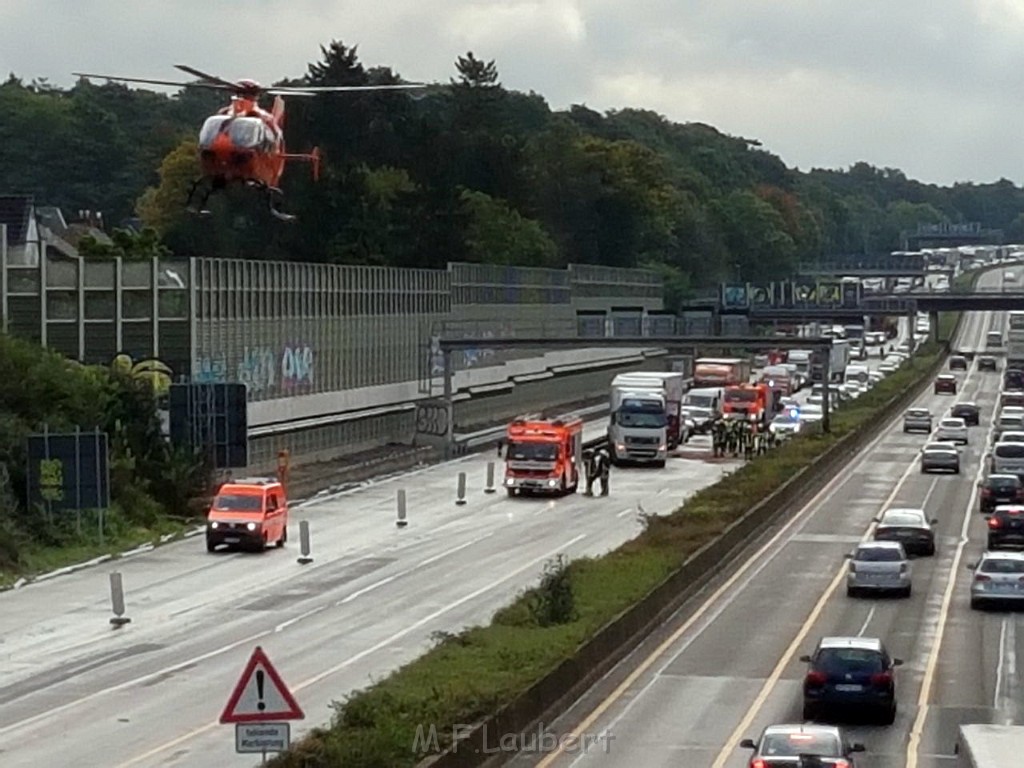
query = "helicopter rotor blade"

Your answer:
(174, 65), (241, 89)
(73, 72), (232, 91)
(268, 83), (430, 93)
